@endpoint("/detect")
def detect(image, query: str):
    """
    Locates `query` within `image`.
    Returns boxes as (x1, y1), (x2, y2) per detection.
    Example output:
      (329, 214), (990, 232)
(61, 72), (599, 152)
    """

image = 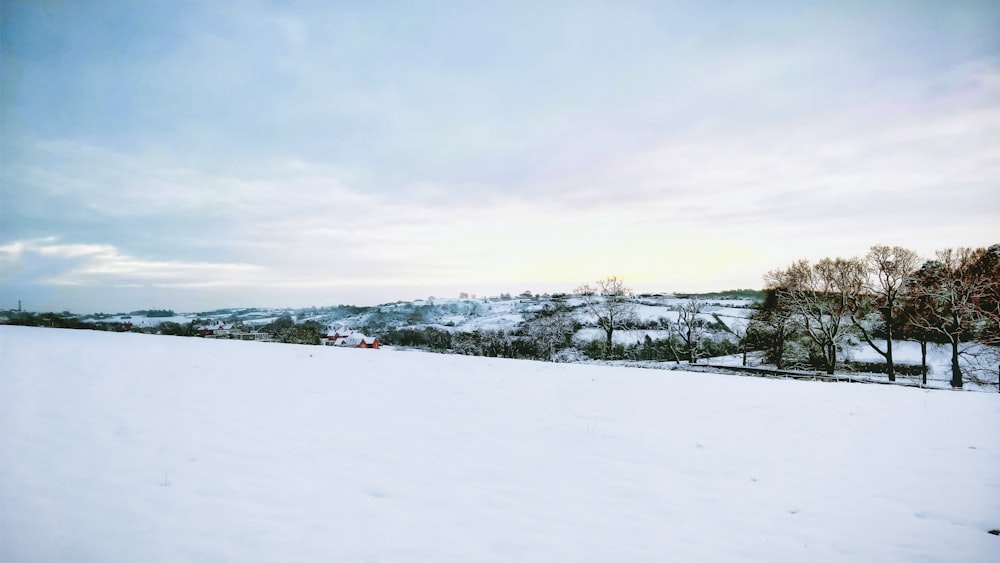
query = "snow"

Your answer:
(574, 328), (674, 346)
(86, 314), (193, 327)
(632, 303), (678, 322)
(2, 325), (999, 562)
(847, 339), (999, 371)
